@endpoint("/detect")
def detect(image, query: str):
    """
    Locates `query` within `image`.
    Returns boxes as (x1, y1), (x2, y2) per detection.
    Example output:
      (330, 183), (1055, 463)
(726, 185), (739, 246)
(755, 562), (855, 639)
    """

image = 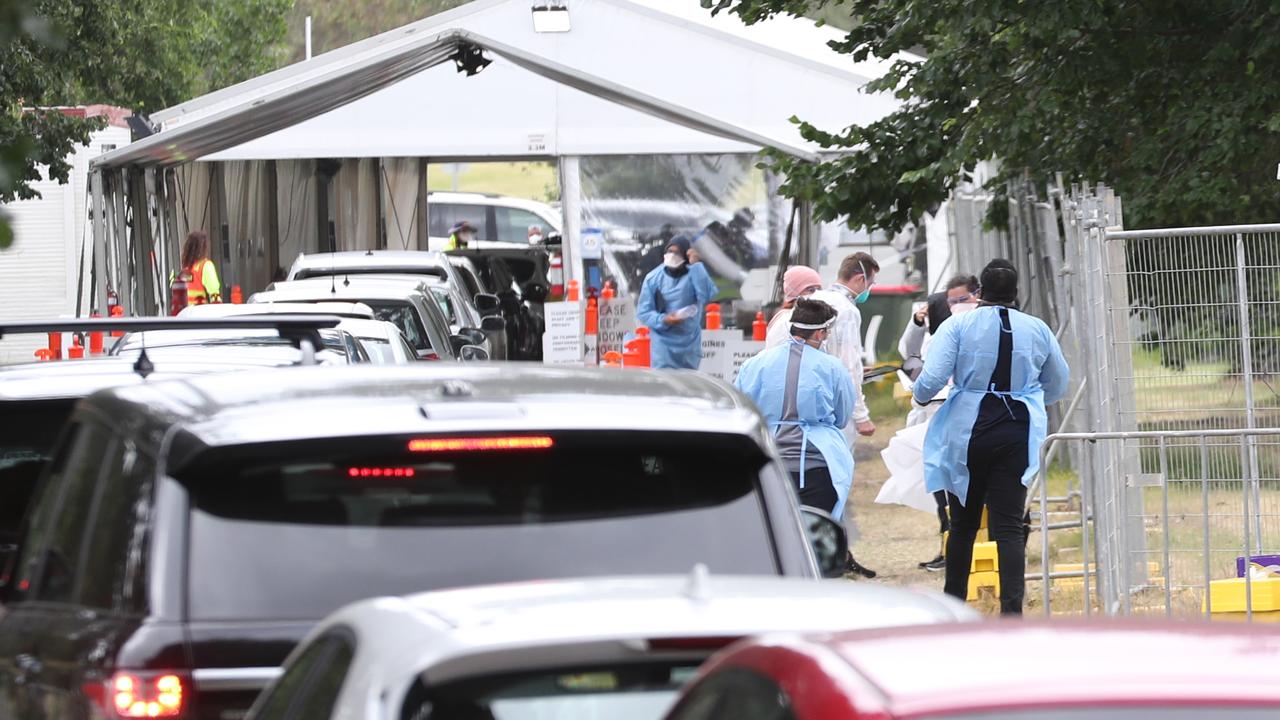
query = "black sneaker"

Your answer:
(919, 554), (946, 572)
(845, 555), (877, 579)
